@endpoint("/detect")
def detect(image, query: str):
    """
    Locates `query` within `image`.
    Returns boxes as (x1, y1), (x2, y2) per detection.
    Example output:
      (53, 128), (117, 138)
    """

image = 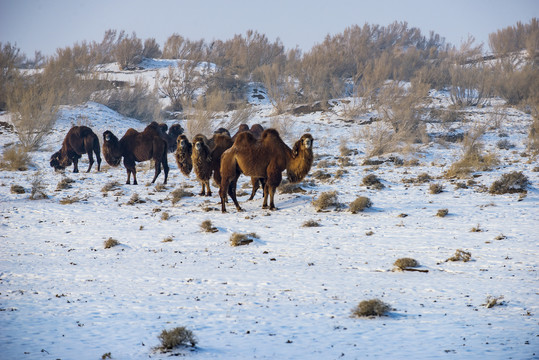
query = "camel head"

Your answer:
(176, 134), (192, 152)
(292, 133), (314, 157)
(192, 134), (209, 152)
(50, 150), (70, 171)
(169, 124), (184, 138)
(102, 130), (122, 167)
